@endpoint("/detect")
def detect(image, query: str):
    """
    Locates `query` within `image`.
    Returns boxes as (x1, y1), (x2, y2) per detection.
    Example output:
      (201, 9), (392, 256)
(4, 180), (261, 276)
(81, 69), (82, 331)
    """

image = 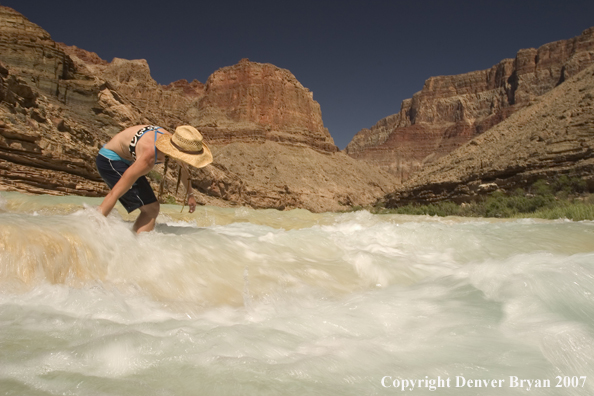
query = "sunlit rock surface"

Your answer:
(347, 27), (594, 182)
